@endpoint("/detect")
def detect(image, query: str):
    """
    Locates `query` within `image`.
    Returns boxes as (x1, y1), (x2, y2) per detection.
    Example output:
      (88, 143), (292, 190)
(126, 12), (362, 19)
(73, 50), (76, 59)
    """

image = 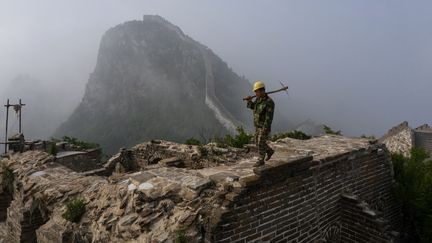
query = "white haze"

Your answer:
(0, 0), (431, 141)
